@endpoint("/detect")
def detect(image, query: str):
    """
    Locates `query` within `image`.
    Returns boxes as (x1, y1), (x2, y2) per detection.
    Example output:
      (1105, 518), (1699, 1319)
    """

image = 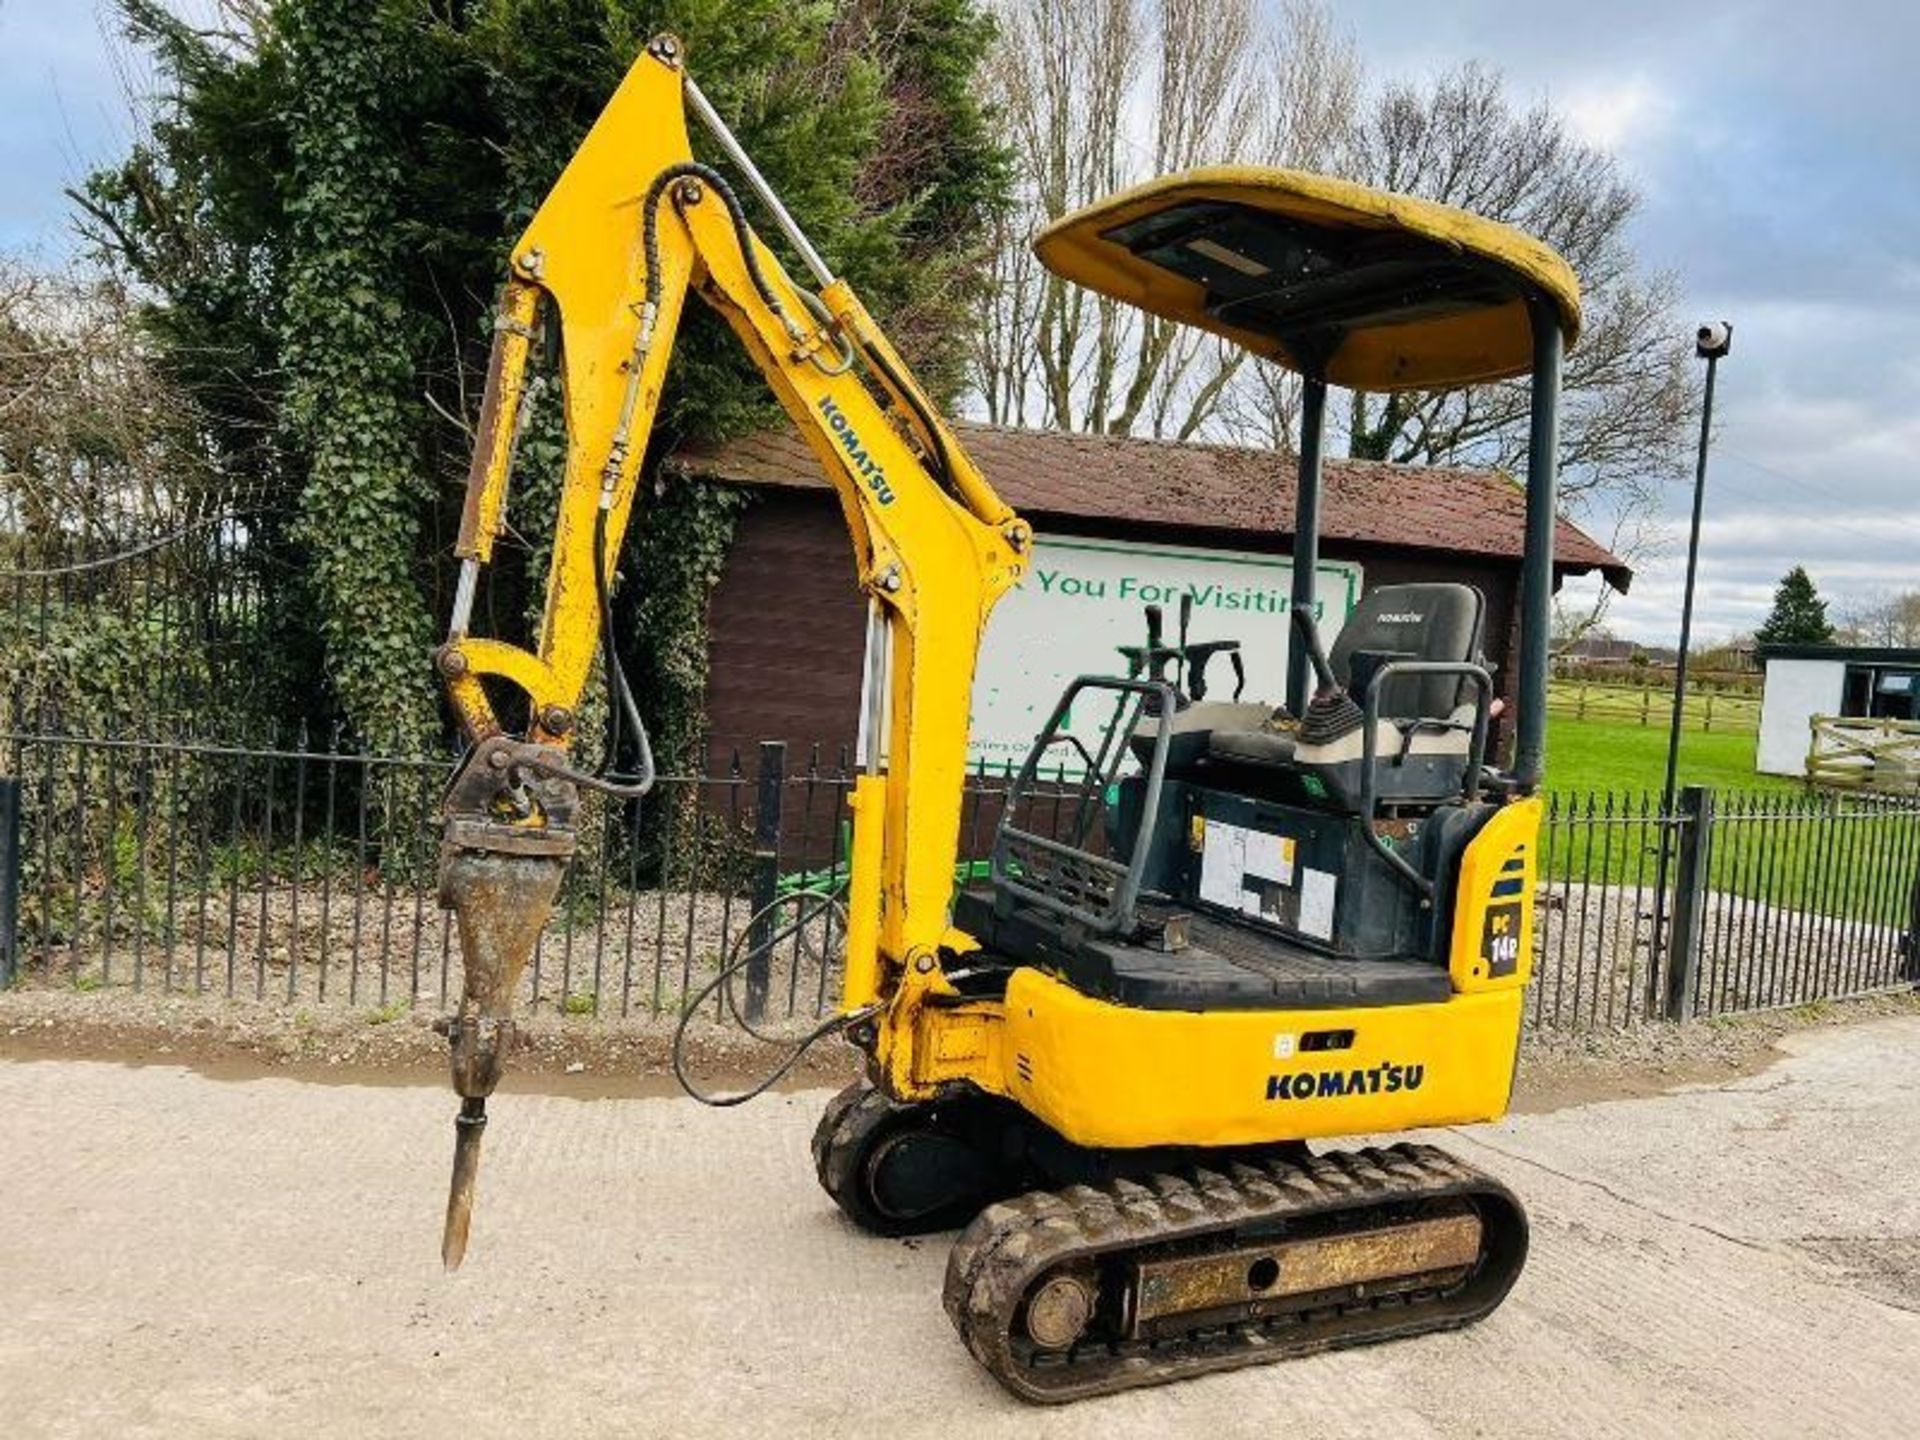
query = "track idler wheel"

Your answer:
(811, 1080), (1025, 1237)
